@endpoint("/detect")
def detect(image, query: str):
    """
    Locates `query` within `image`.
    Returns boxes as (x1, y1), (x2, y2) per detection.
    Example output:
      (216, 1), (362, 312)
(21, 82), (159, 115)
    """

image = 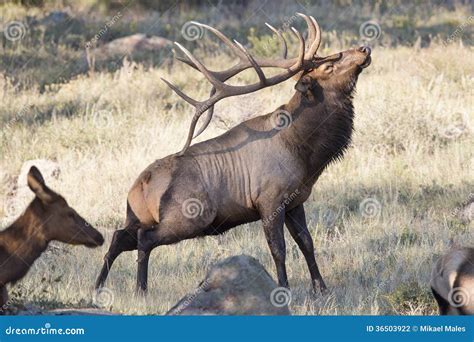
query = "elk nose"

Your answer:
(96, 233), (105, 246)
(359, 46), (371, 55)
